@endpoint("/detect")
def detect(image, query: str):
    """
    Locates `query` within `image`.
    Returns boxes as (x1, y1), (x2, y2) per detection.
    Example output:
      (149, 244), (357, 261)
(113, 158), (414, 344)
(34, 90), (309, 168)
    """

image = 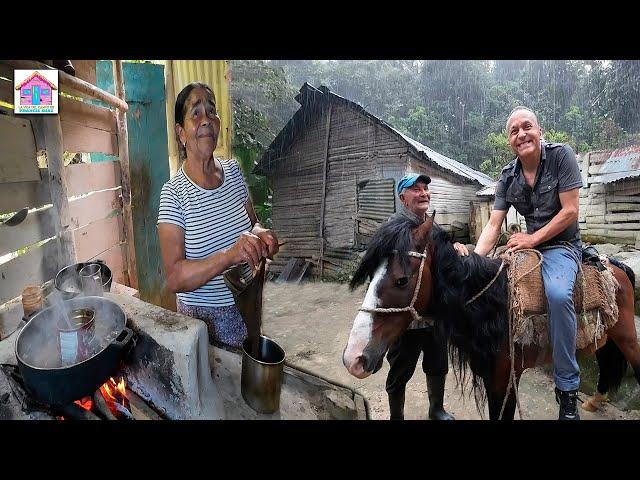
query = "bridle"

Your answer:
(358, 245), (430, 323)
